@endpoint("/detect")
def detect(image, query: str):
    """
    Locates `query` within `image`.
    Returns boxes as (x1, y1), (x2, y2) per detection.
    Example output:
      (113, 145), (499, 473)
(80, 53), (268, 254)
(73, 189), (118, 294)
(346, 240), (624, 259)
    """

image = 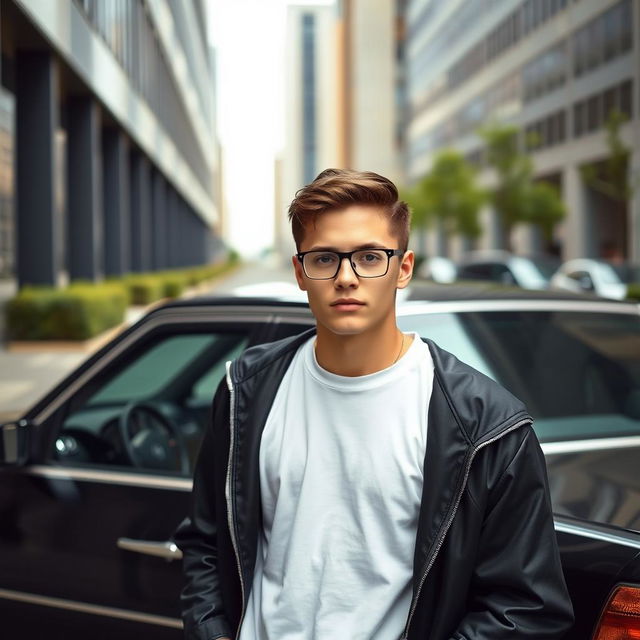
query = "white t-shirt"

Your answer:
(238, 332), (434, 640)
